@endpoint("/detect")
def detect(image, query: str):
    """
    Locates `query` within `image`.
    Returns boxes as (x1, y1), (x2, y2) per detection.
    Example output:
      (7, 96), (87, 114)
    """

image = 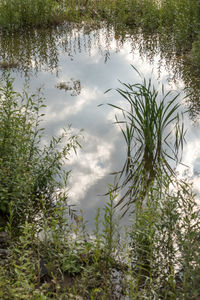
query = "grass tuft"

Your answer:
(108, 66), (186, 212)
